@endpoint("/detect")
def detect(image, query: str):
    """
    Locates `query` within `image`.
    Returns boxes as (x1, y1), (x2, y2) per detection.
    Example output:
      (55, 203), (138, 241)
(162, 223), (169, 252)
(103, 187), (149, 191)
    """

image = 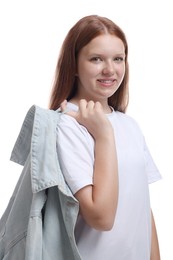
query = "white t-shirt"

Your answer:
(56, 102), (161, 260)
